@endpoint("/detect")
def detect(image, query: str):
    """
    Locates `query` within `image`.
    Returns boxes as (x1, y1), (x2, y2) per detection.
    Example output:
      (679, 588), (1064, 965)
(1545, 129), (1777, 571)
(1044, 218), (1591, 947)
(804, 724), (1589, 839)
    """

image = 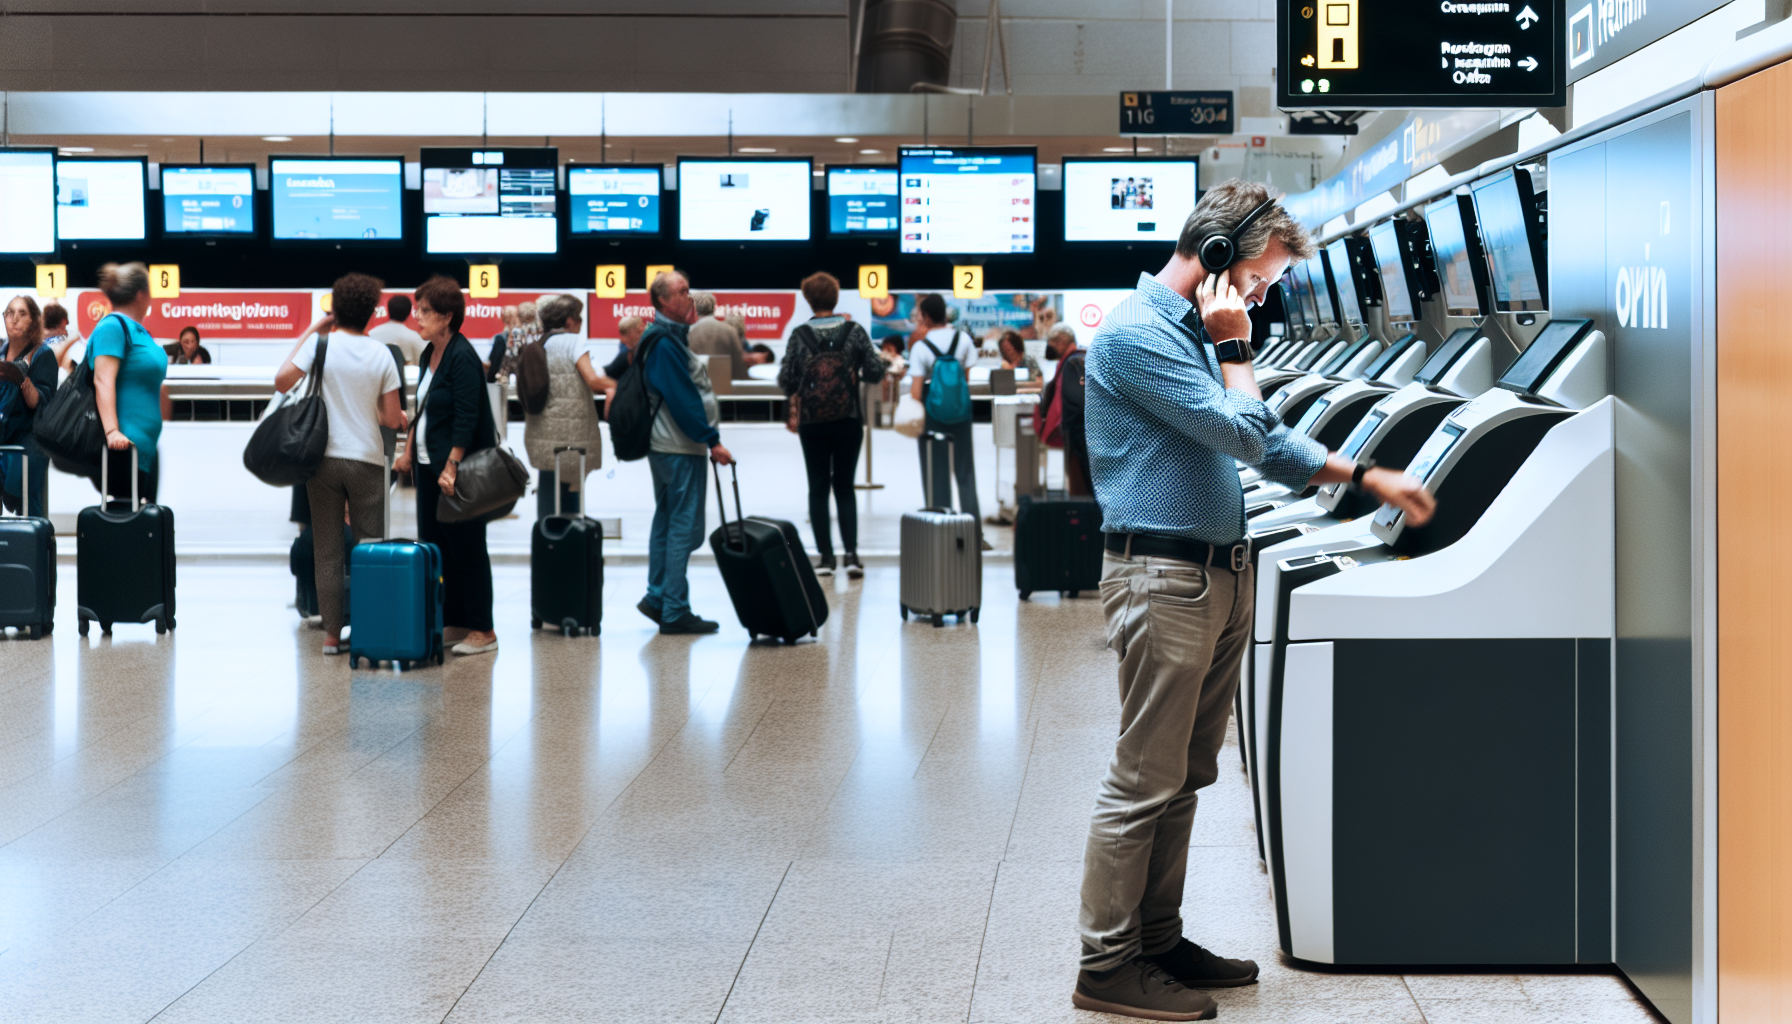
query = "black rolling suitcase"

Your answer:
(77, 444), (175, 635)
(708, 462), (827, 643)
(531, 446), (602, 636)
(0, 445), (56, 639)
(1013, 494), (1105, 600)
